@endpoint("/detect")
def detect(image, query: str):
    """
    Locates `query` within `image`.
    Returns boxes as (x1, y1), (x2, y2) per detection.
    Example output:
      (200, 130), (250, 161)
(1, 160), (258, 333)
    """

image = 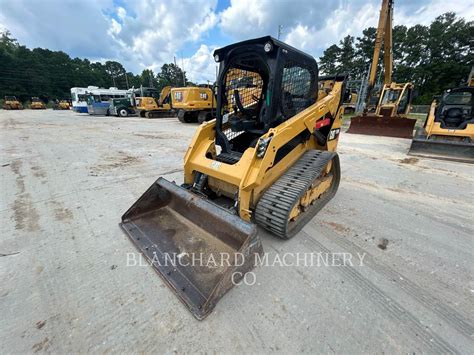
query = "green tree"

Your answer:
(319, 44), (341, 74)
(156, 63), (187, 89)
(105, 61), (126, 87)
(318, 12), (473, 104)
